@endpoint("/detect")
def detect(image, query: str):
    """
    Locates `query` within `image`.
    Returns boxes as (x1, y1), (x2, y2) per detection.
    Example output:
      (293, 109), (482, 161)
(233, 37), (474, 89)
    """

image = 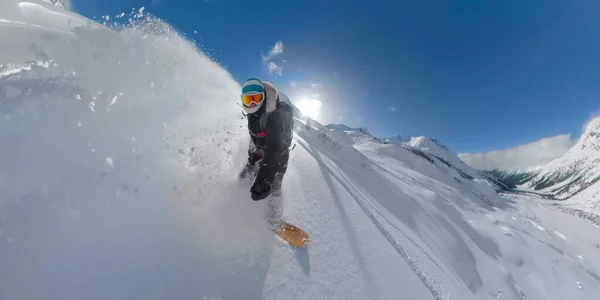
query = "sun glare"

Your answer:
(296, 98), (322, 120)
